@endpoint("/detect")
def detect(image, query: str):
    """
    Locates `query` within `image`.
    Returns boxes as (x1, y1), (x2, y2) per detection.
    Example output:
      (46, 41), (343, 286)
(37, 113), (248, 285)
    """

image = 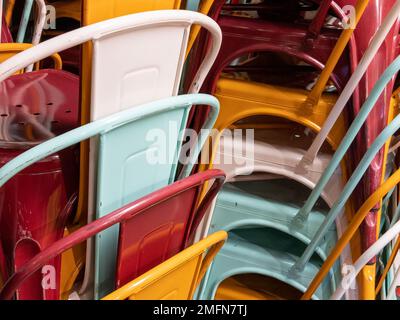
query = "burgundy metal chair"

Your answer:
(0, 169), (225, 300)
(0, 69), (80, 299)
(187, 0), (354, 131)
(188, 0), (353, 90)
